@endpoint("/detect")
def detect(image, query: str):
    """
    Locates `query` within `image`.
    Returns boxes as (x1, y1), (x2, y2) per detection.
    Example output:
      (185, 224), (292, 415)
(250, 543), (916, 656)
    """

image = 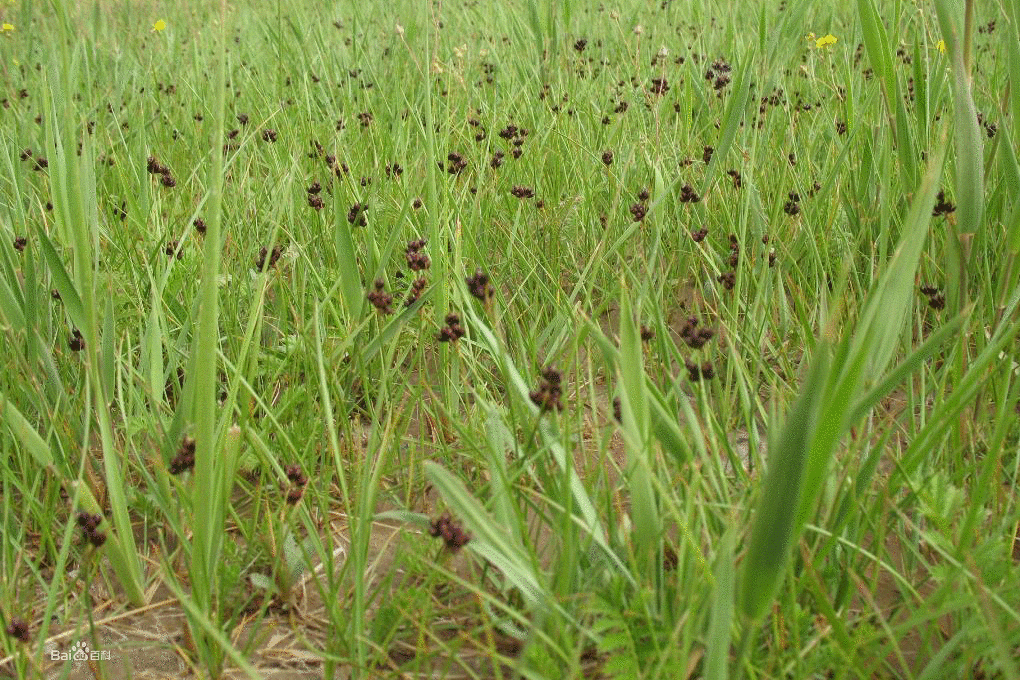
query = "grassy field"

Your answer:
(1, 0), (1018, 677)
